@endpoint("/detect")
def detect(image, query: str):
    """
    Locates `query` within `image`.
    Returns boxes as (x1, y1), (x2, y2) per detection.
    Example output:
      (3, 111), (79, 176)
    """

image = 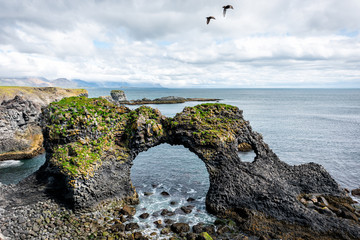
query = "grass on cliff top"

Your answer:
(47, 99), (241, 177)
(172, 103), (244, 146)
(0, 86), (86, 94)
(47, 97), (132, 178)
(47, 97), (128, 139)
(0, 86), (87, 103)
